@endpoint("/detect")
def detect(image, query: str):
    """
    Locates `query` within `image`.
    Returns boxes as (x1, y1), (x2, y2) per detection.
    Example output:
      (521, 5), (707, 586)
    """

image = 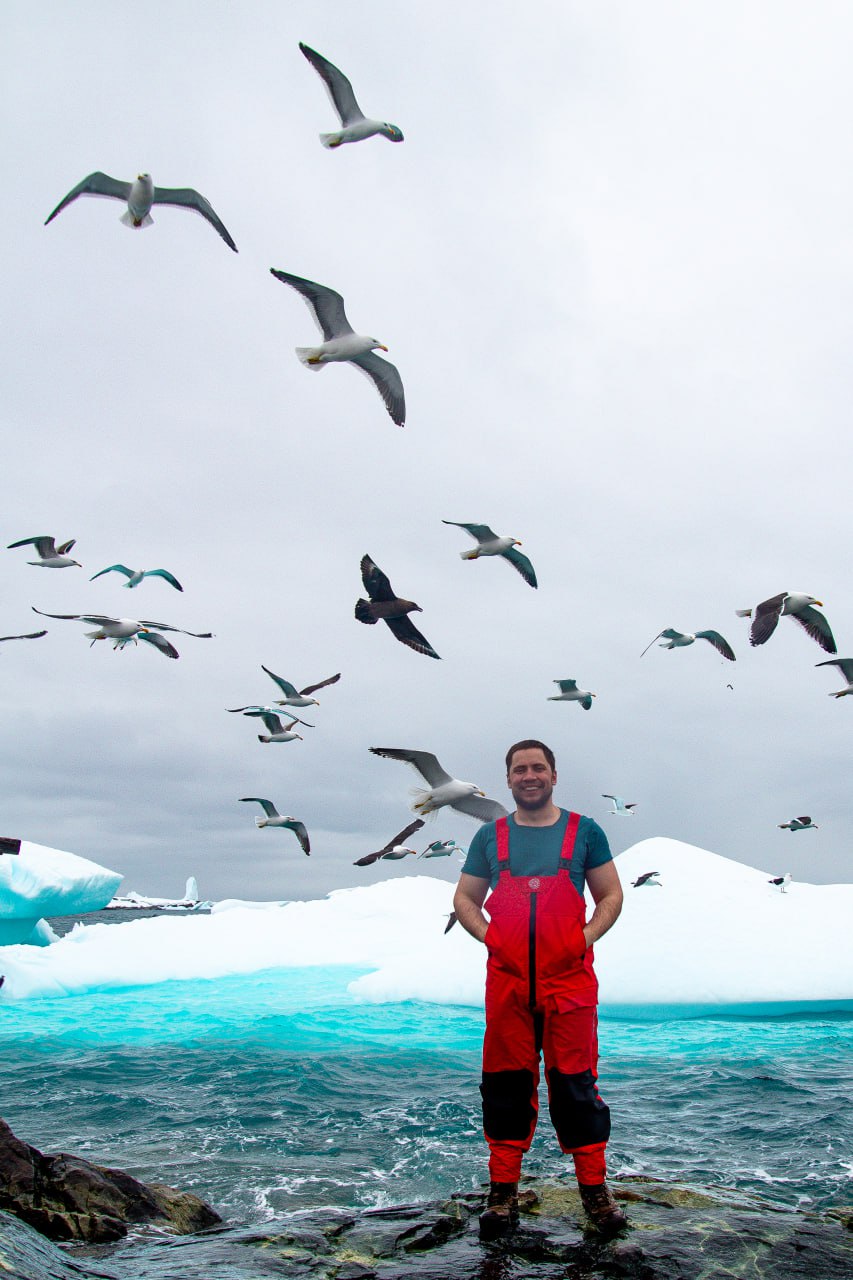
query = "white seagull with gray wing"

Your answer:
(32, 609), (212, 658)
(369, 748), (508, 822)
(442, 521), (537, 588)
(299, 42), (404, 149)
(239, 799), (310, 855)
(815, 658), (853, 698)
(736, 592), (836, 653)
(548, 679), (596, 710)
(270, 269), (405, 426)
(7, 535), (81, 569)
(640, 628), (735, 661)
